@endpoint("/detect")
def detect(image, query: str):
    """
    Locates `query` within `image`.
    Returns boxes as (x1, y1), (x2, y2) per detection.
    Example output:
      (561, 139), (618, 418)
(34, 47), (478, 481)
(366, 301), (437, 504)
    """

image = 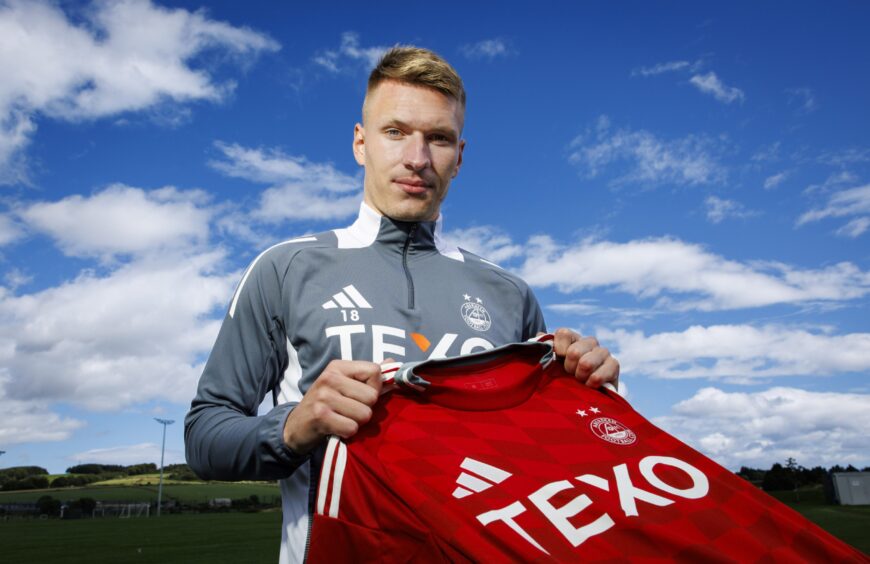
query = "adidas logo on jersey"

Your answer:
(322, 285), (372, 310)
(452, 457), (512, 499)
